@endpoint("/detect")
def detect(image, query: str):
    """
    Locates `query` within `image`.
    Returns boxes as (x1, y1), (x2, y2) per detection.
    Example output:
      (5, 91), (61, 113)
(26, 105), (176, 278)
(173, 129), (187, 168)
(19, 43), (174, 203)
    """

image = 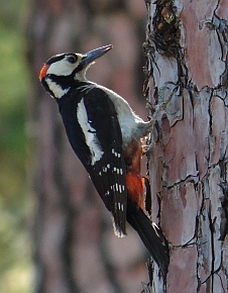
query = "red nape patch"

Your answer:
(39, 64), (50, 81)
(126, 172), (144, 210)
